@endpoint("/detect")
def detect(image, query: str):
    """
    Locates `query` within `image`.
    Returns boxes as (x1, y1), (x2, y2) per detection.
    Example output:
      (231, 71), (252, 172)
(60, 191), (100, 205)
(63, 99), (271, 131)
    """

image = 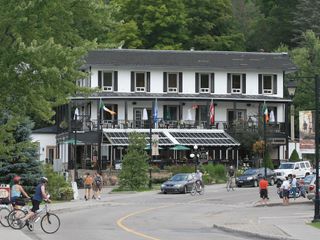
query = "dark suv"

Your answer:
(236, 168), (276, 187)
